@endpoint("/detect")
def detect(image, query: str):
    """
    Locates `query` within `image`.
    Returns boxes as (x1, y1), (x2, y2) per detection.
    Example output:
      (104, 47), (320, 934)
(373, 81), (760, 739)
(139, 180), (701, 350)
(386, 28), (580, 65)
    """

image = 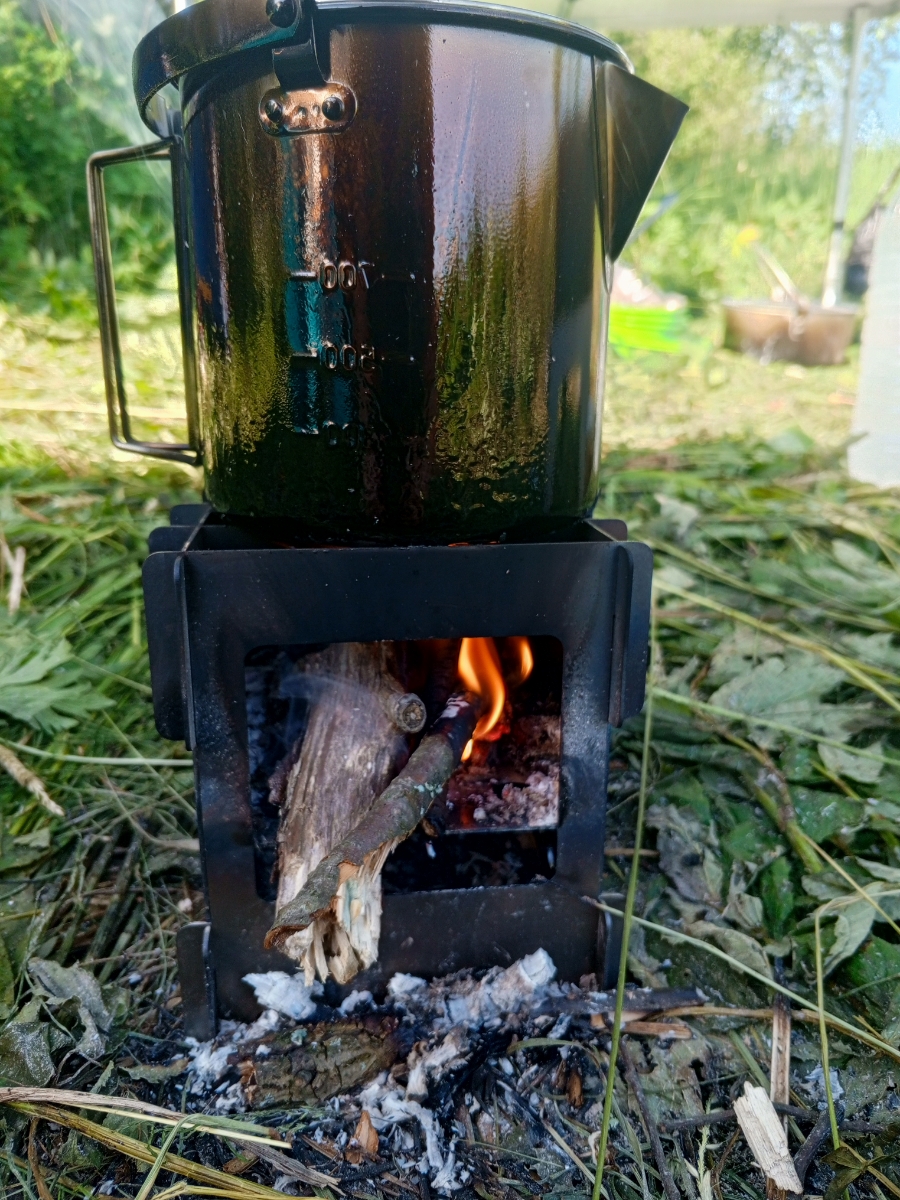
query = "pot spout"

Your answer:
(596, 62), (688, 263)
